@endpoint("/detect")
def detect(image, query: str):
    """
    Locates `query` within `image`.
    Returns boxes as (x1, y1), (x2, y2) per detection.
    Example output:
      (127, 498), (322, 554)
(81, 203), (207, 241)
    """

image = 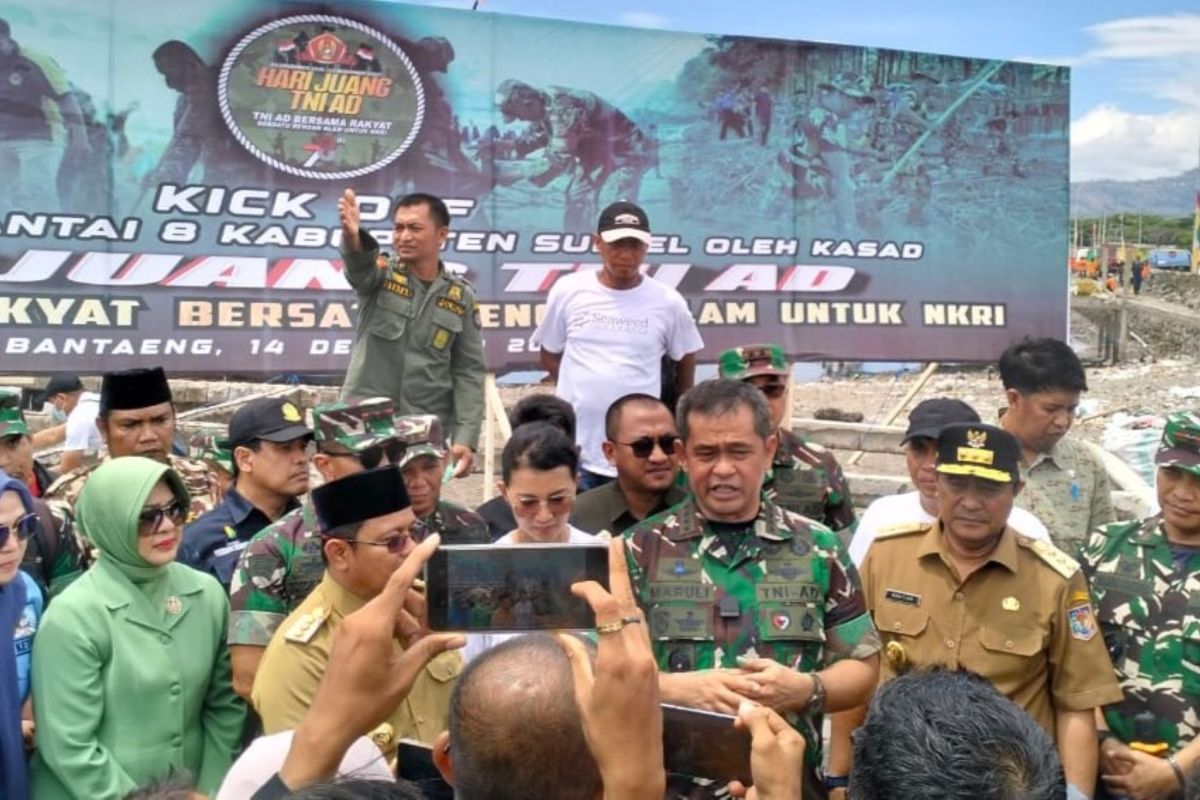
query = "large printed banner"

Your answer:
(0, 0), (1069, 374)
